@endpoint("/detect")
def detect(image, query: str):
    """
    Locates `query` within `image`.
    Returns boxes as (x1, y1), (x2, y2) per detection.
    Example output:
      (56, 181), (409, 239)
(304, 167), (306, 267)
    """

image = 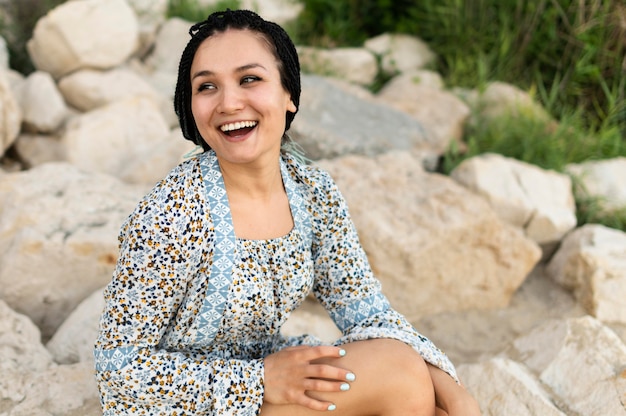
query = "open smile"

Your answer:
(220, 120), (258, 137)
